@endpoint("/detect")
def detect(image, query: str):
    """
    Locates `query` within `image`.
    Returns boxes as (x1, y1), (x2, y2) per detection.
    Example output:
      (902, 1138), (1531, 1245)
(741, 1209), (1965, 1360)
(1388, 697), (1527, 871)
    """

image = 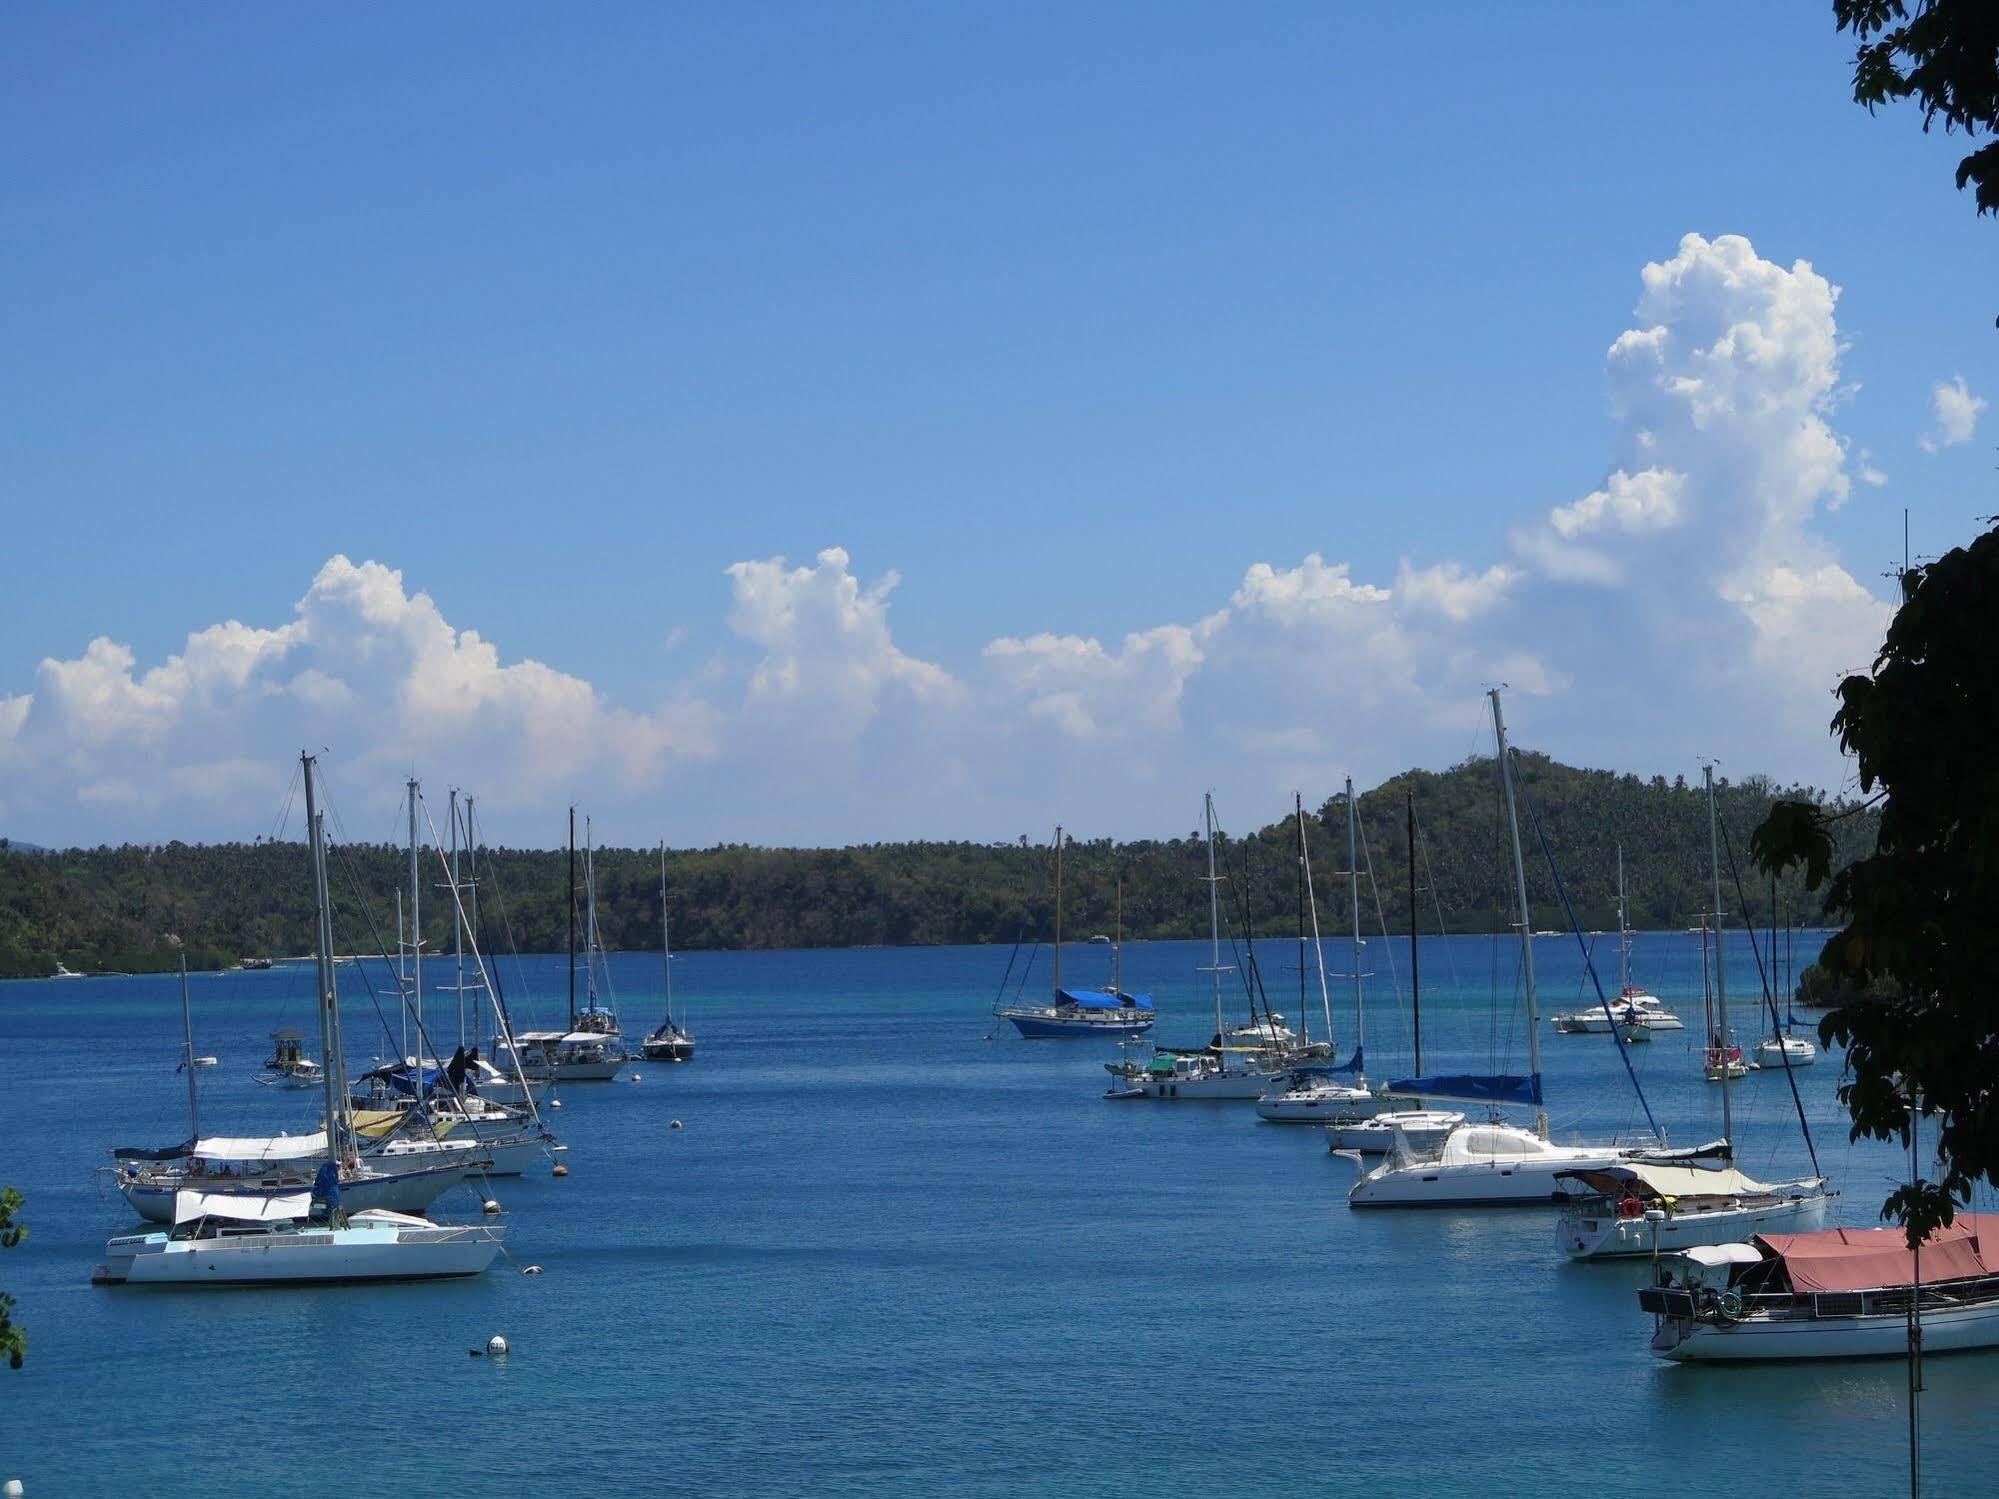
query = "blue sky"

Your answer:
(3, 4), (1994, 848)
